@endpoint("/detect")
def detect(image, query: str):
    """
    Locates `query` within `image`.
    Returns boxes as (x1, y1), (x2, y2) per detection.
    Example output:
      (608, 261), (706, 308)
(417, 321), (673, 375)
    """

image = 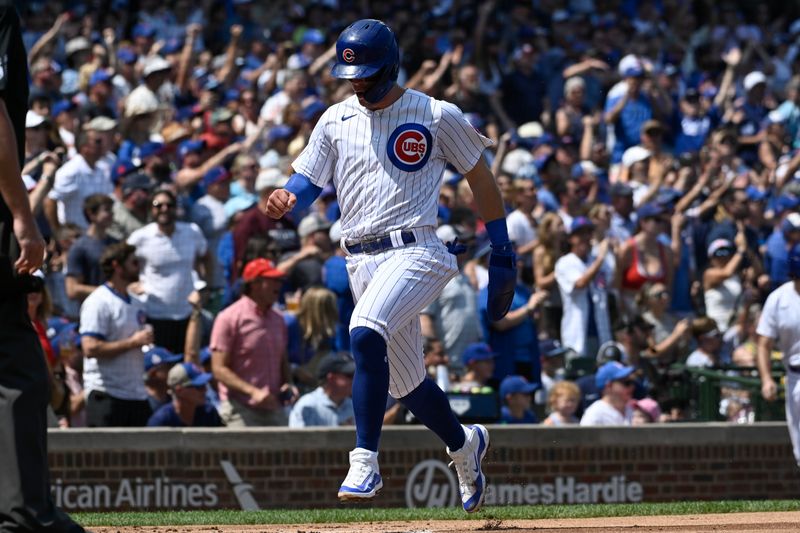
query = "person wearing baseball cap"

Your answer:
(579, 361), (636, 425)
(765, 212), (800, 289)
(231, 167), (298, 266)
(282, 212), (334, 293)
(192, 167), (232, 291)
(108, 172), (151, 241)
(556, 215), (613, 358)
(82, 69), (115, 121)
(685, 316), (723, 368)
(609, 181), (635, 242)
(498, 375), (539, 424)
(289, 351), (355, 427)
(606, 54), (655, 166)
(459, 342), (496, 389)
(704, 233), (748, 333)
(736, 71), (769, 165)
(537, 338), (572, 407)
(143, 346), (183, 411)
(631, 397), (662, 425)
(147, 363), (223, 427)
(209, 258), (295, 426)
